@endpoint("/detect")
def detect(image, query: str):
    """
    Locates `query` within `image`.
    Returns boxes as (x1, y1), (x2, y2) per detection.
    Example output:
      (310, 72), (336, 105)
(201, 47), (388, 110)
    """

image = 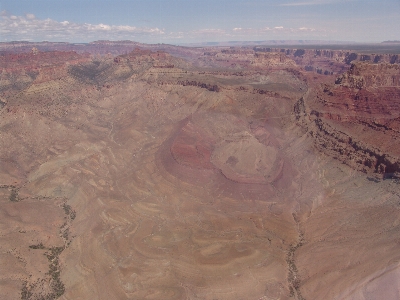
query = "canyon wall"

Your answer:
(1, 43), (400, 300)
(296, 61), (400, 176)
